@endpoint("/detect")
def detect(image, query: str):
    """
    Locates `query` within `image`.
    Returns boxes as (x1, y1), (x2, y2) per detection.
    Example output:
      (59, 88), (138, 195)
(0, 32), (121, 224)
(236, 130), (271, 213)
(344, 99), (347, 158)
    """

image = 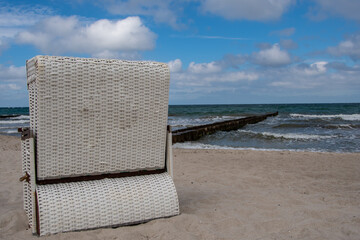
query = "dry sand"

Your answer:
(1, 134), (359, 240)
